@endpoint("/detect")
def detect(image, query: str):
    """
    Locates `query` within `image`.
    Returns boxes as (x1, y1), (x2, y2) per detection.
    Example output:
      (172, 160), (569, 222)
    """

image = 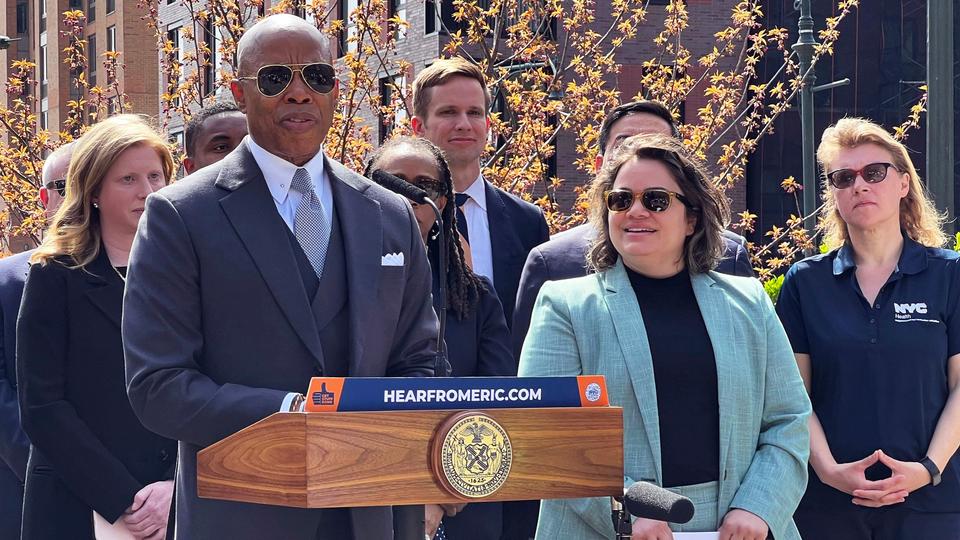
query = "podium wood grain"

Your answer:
(197, 407), (624, 508)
